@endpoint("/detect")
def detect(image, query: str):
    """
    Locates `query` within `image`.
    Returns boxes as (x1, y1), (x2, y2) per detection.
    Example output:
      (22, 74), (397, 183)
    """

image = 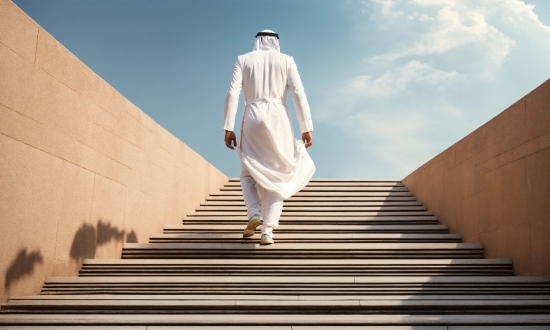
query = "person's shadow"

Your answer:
(4, 248), (44, 289)
(69, 220), (138, 262)
(4, 219), (138, 291)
